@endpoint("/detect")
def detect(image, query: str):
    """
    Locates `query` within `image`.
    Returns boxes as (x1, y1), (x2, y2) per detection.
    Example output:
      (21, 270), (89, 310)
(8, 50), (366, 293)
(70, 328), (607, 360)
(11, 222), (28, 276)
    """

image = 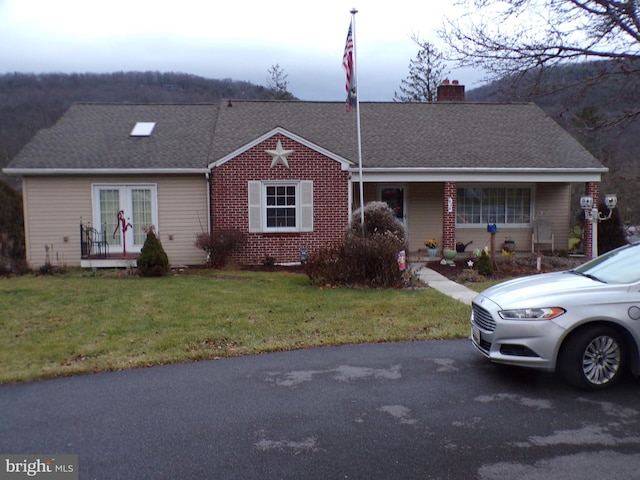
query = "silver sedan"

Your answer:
(471, 243), (640, 390)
